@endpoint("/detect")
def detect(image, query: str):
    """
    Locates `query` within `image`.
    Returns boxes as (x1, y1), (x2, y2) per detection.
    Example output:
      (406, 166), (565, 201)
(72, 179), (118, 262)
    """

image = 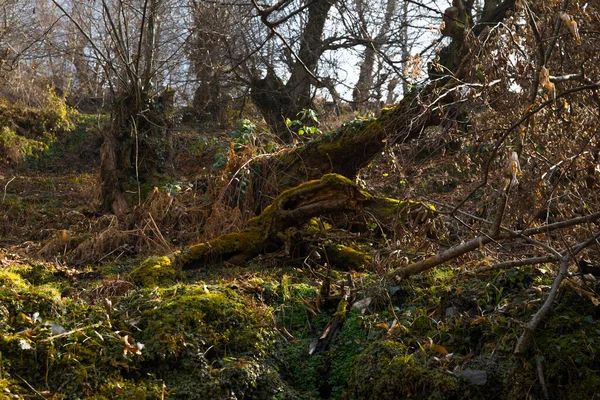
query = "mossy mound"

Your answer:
(0, 92), (74, 165)
(137, 286), (273, 359)
(129, 255), (182, 287)
(348, 340), (461, 400)
(0, 265), (292, 399)
(2, 253), (600, 399)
